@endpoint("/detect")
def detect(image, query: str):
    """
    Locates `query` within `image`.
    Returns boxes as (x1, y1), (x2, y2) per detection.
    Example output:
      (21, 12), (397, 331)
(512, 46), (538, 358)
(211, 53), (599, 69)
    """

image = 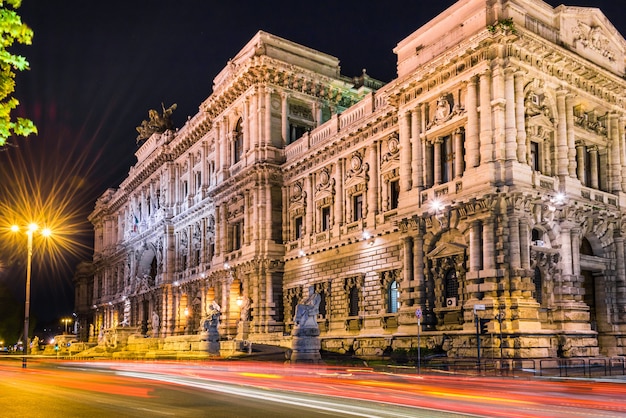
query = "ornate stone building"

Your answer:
(79, 0), (626, 359)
